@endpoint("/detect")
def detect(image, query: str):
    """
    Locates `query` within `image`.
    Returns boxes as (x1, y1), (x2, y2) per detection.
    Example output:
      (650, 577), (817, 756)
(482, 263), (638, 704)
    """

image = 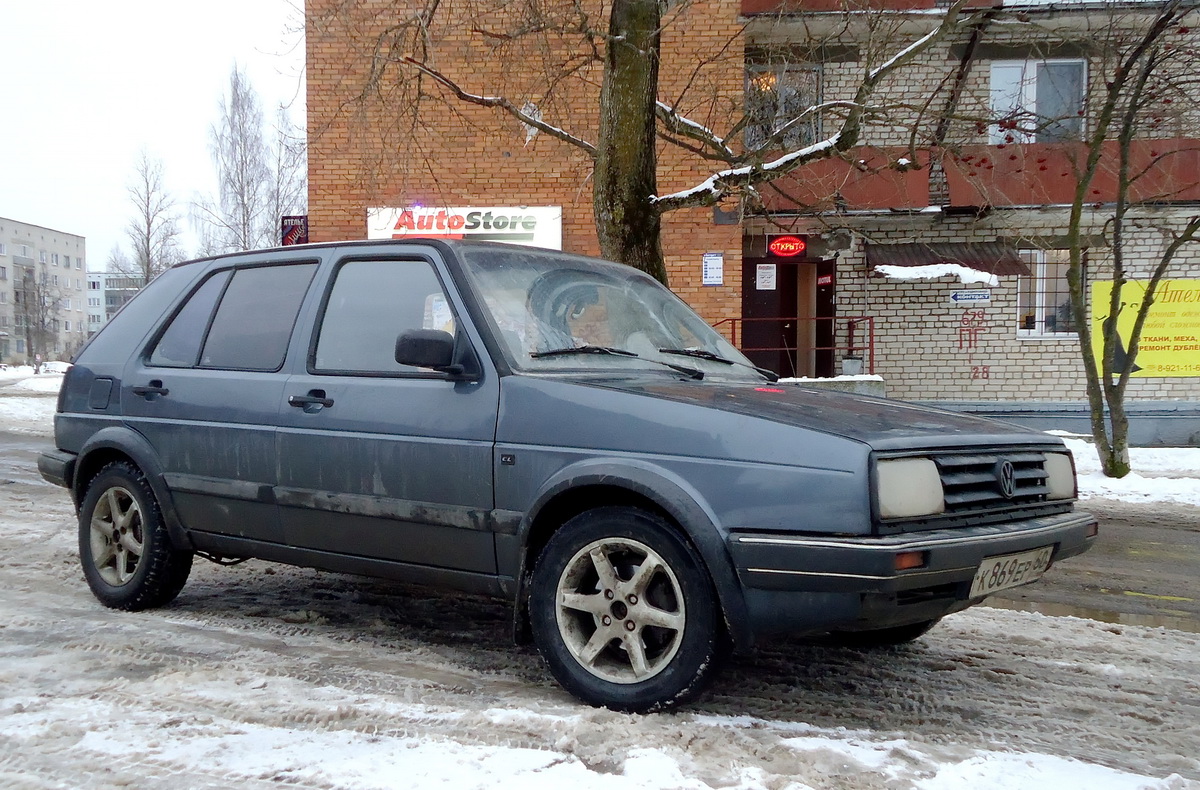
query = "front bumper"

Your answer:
(727, 510), (1097, 637)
